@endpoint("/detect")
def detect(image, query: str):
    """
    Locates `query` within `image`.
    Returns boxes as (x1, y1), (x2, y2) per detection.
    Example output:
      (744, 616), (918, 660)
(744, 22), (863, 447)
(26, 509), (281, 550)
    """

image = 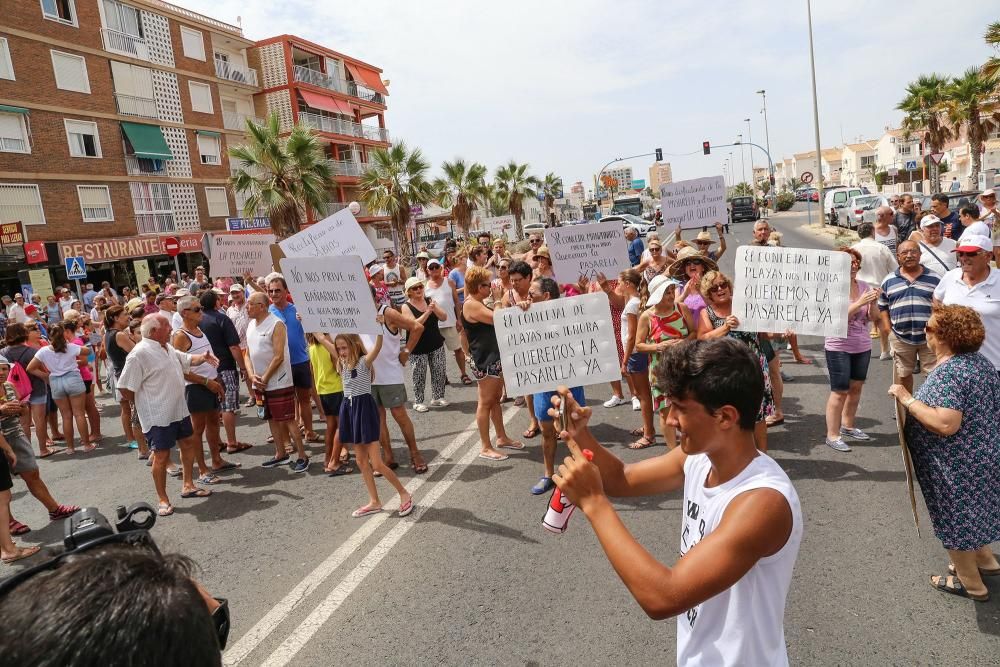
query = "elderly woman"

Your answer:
(696, 270), (774, 452)
(533, 246), (555, 280)
(670, 246), (717, 329)
(636, 237), (670, 284)
(889, 305), (1000, 602)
